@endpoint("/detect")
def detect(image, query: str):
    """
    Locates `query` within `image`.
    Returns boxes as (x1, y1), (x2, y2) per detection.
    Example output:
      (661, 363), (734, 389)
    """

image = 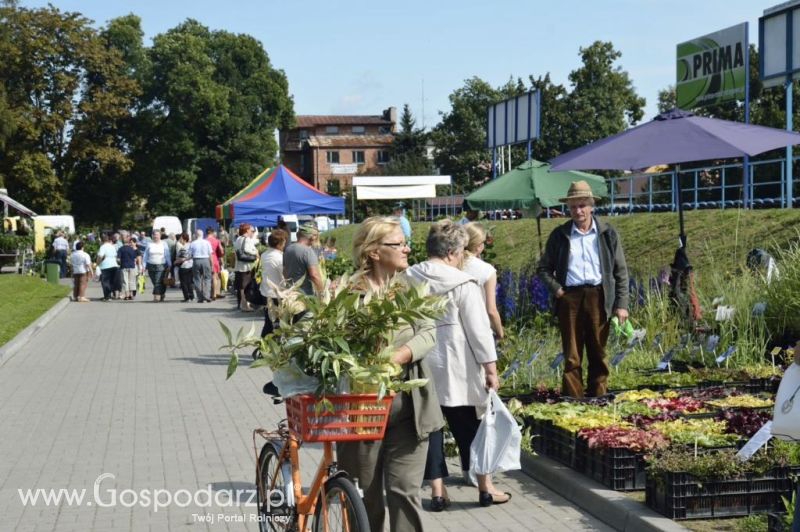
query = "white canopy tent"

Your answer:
(0, 188), (36, 217)
(352, 176), (455, 218)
